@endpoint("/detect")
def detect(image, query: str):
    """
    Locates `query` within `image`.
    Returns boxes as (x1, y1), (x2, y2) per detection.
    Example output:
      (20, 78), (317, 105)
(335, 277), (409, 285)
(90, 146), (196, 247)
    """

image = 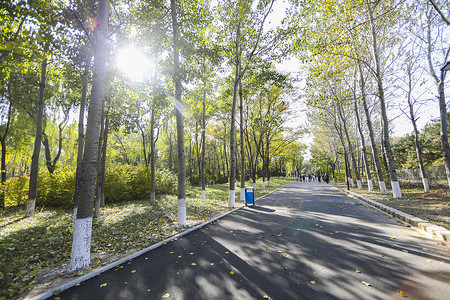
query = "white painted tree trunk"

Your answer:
(391, 181), (402, 198)
(356, 180), (363, 190)
(151, 192), (156, 204)
(267, 179), (270, 187)
(368, 179), (374, 192)
(70, 217), (93, 271)
(228, 190), (235, 208)
(262, 181), (266, 189)
(240, 188), (245, 203)
(253, 182), (257, 190)
(379, 181), (388, 194)
(349, 178), (355, 188)
(422, 178), (430, 193)
(202, 189), (206, 203)
(177, 198), (186, 225)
